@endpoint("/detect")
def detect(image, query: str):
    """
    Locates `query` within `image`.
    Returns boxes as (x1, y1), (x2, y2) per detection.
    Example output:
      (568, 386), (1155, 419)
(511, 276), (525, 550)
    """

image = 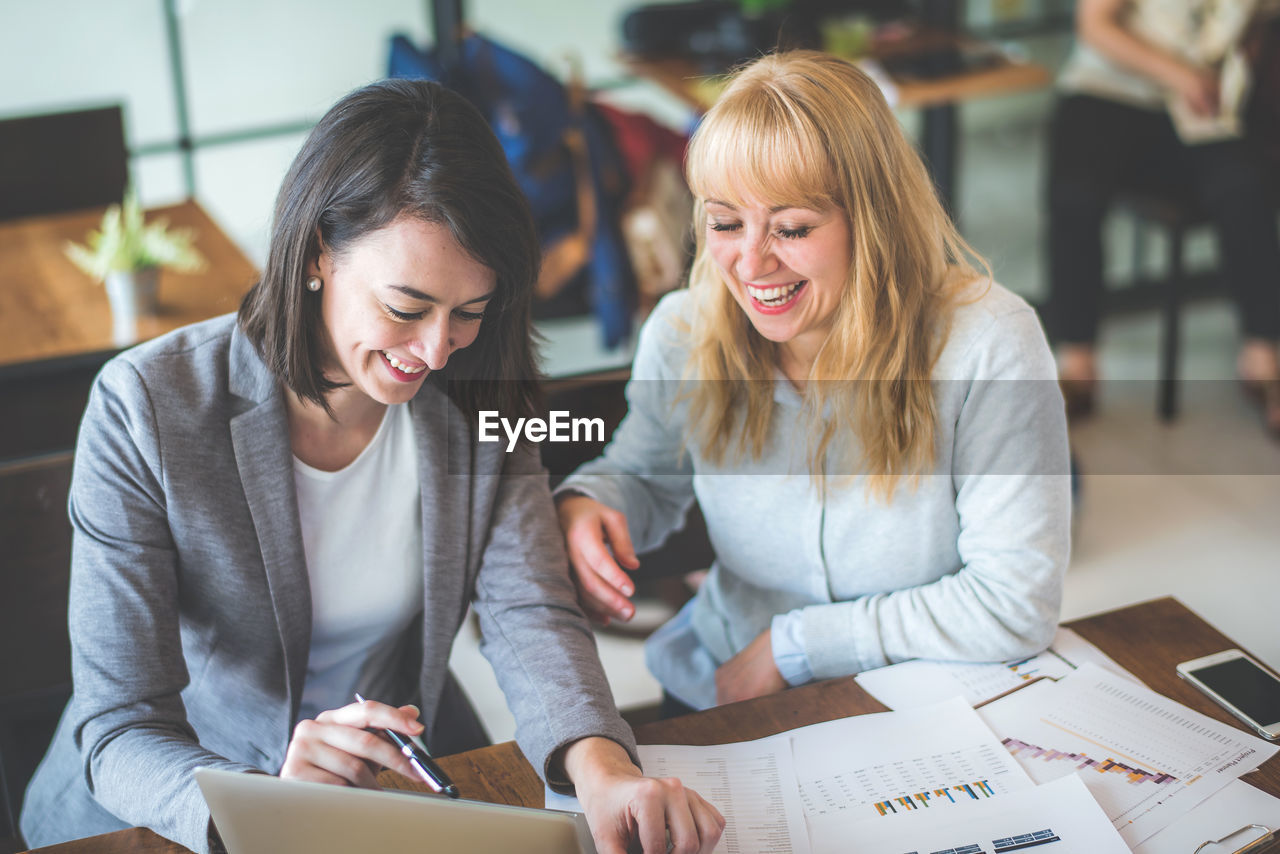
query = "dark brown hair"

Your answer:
(238, 78), (541, 419)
